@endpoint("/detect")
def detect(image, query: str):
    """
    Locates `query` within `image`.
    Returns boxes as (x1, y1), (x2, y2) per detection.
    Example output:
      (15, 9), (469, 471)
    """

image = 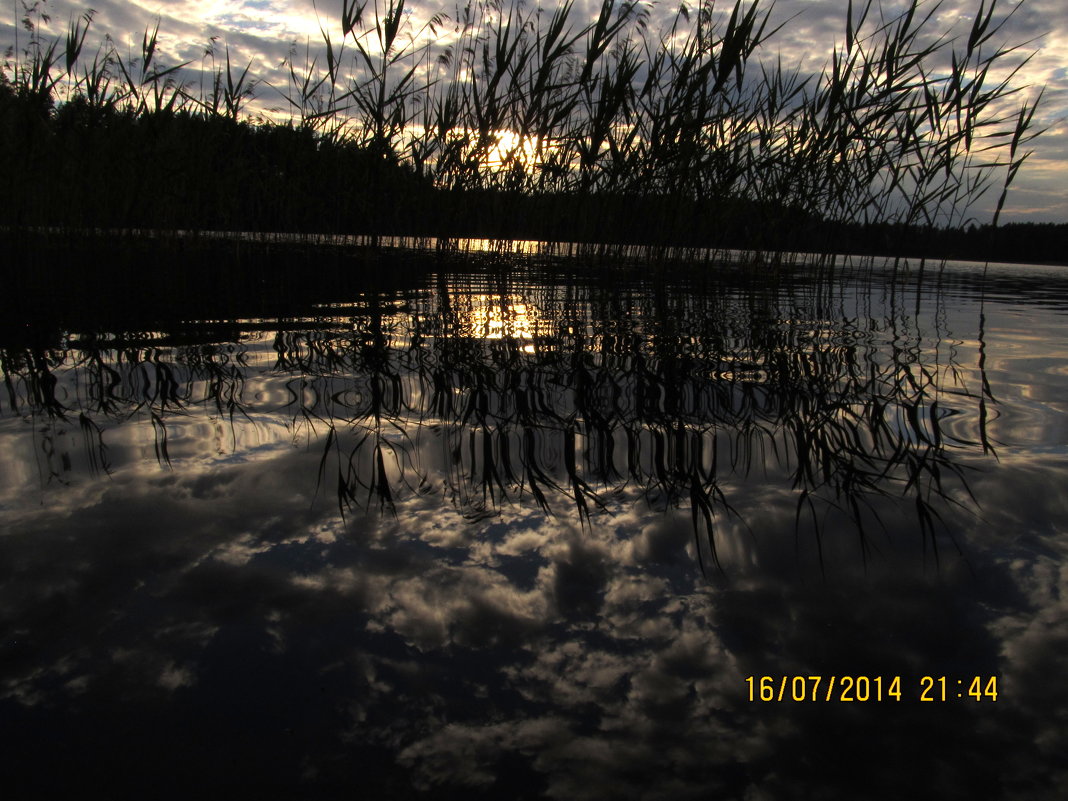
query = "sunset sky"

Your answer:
(4, 0), (1065, 223)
